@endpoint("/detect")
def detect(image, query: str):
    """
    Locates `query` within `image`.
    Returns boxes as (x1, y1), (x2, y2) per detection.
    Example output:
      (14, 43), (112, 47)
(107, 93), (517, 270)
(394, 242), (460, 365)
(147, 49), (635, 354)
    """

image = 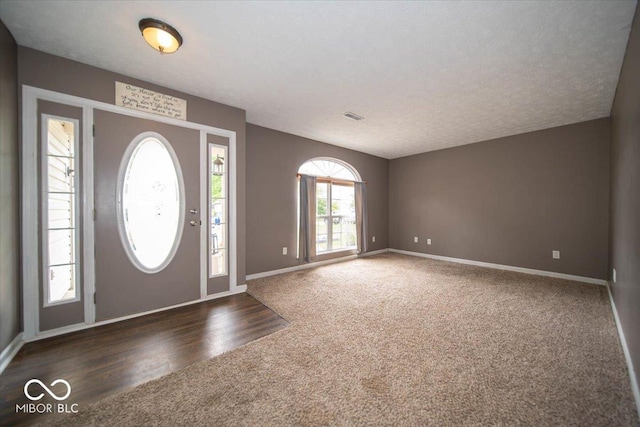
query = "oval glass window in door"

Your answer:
(117, 133), (185, 273)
